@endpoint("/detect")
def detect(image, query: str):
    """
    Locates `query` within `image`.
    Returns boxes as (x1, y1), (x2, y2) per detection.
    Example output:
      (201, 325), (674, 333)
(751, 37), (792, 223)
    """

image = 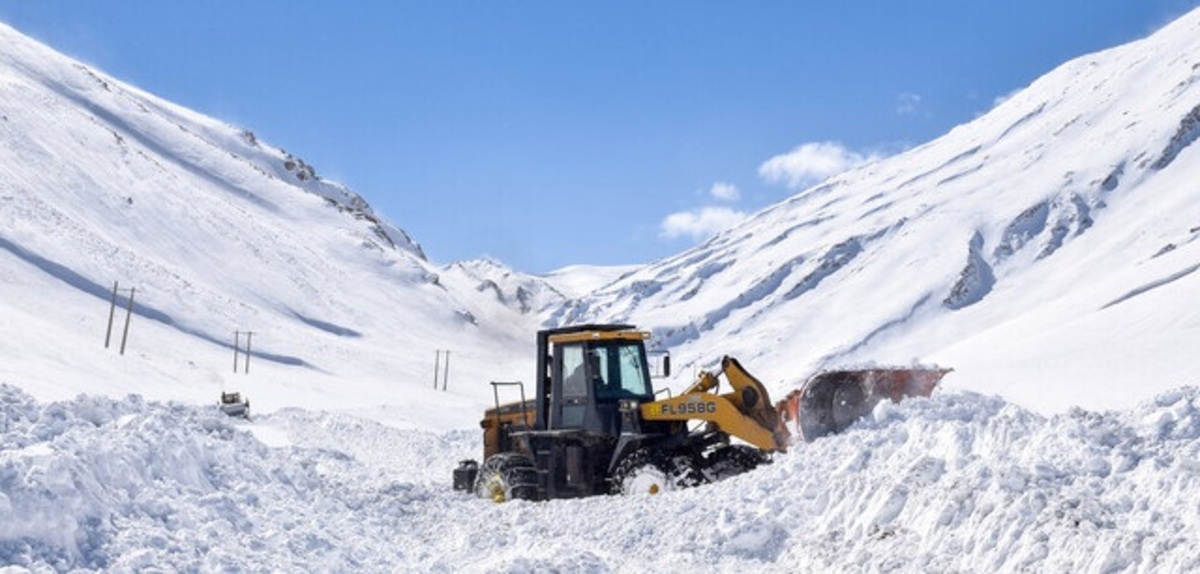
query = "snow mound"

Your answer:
(3, 383), (1199, 572)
